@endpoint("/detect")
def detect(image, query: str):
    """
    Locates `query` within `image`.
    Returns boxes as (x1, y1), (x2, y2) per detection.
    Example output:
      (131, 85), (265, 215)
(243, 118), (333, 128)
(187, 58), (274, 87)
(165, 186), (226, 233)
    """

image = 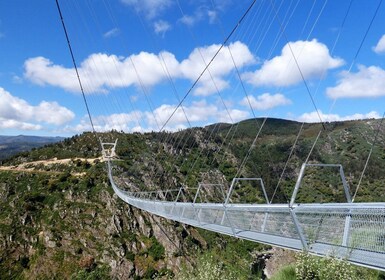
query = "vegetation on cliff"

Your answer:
(0, 117), (384, 279)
